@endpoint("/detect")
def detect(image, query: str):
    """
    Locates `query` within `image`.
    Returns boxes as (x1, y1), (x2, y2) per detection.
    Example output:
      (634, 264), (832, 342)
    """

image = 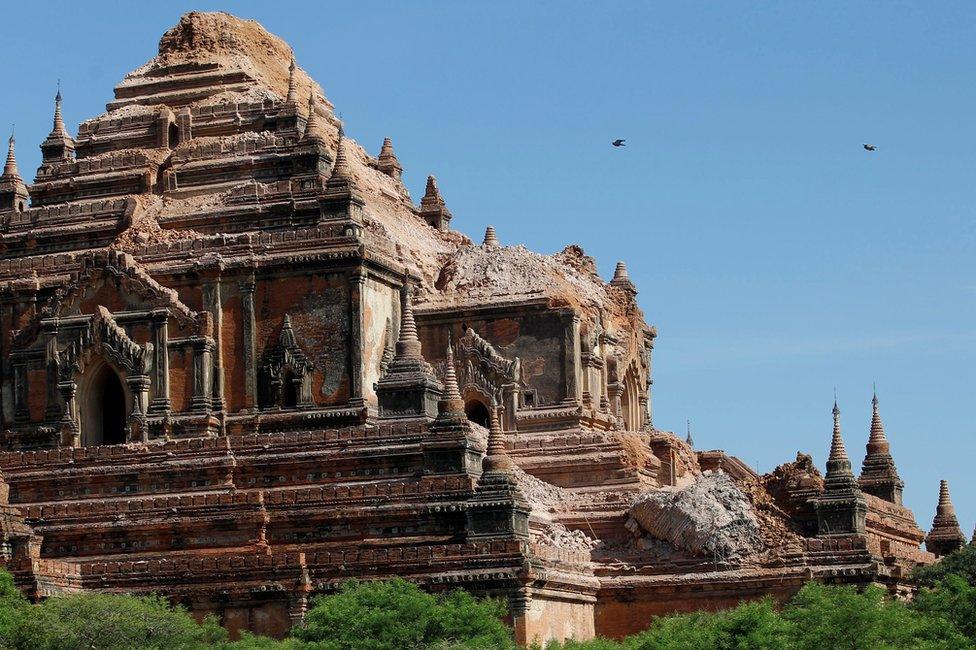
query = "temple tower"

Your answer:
(376, 137), (402, 181)
(418, 175), (452, 231)
(375, 278), (443, 418)
(40, 89), (75, 163)
(0, 134), (29, 213)
(814, 400), (867, 535)
(466, 403), (529, 540)
(858, 390), (904, 504)
(926, 480), (966, 557)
